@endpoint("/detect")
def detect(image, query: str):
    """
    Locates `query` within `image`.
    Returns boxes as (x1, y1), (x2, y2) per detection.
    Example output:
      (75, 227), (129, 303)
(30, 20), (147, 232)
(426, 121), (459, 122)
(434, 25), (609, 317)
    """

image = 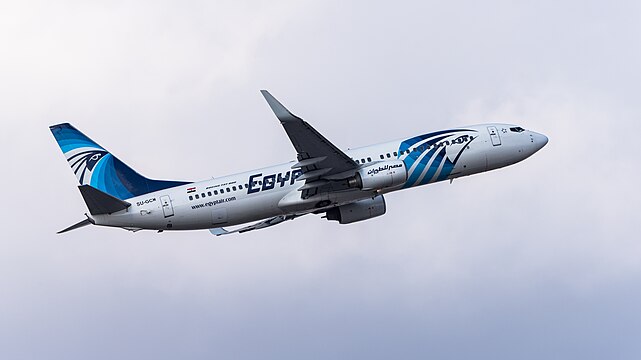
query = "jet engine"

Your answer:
(348, 160), (407, 191)
(325, 196), (386, 224)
